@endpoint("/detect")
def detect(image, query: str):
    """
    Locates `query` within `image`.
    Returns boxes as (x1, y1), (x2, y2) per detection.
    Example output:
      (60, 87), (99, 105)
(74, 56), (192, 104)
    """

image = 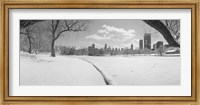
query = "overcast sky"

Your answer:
(55, 20), (168, 49)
